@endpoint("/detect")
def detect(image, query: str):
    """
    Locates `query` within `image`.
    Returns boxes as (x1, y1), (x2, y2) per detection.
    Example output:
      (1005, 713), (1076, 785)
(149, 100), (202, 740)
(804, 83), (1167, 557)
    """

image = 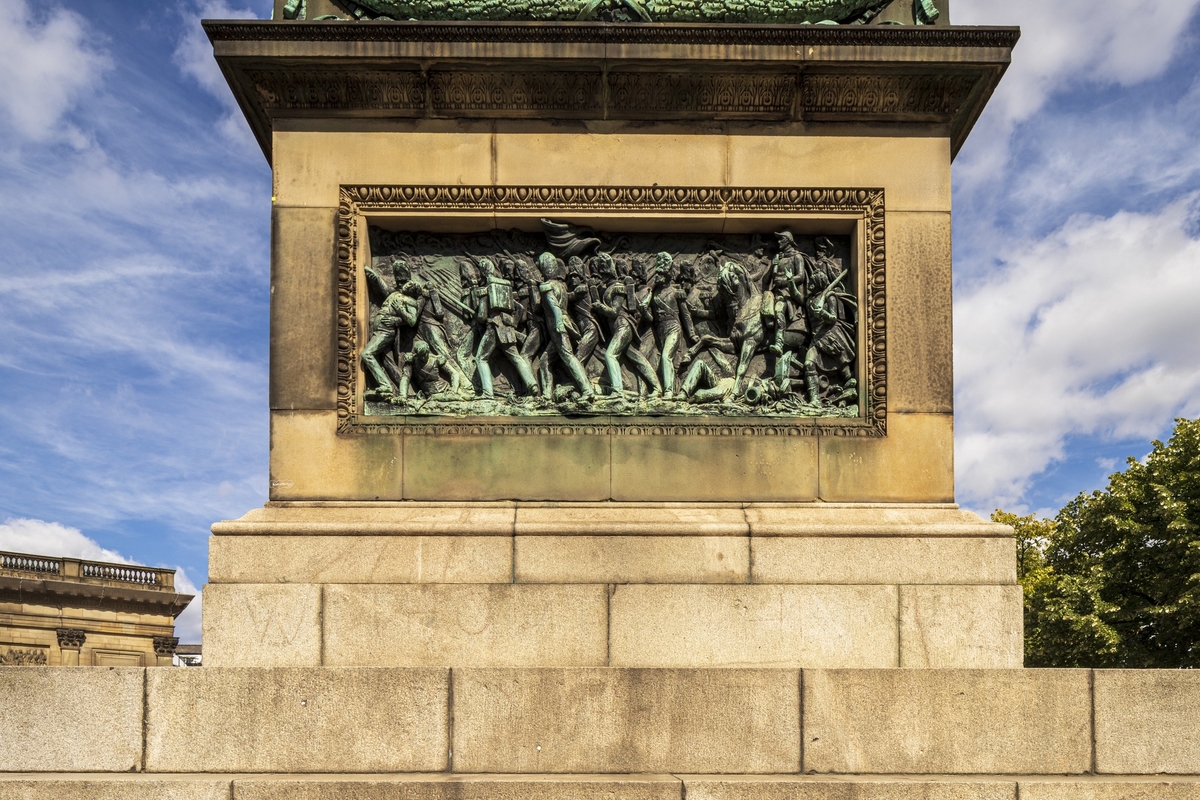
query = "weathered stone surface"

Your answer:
(202, 583), (321, 667)
(886, 212), (953, 414)
(0, 668), (143, 772)
(322, 584), (607, 667)
(683, 777), (1016, 799)
(818, 413), (955, 503)
(1020, 781), (1200, 800)
(145, 667), (449, 773)
(494, 131), (728, 188)
(270, 206), (337, 412)
(899, 585), (1024, 668)
(234, 775), (683, 800)
(209, 535), (512, 584)
(803, 670), (1091, 774)
(270, 410), (403, 501)
(453, 668), (800, 773)
(727, 136), (951, 213)
(273, 129), (494, 208)
(1095, 670), (1200, 775)
(743, 505), (1007, 538)
(212, 503), (517, 536)
(611, 435), (819, 503)
(751, 537), (1016, 584)
(515, 536), (748, 583)
(403, 434), (611, 501)
(0, 778), (231, 800)
(609, 585), (897, 667)
(514, 504), (747, 536)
